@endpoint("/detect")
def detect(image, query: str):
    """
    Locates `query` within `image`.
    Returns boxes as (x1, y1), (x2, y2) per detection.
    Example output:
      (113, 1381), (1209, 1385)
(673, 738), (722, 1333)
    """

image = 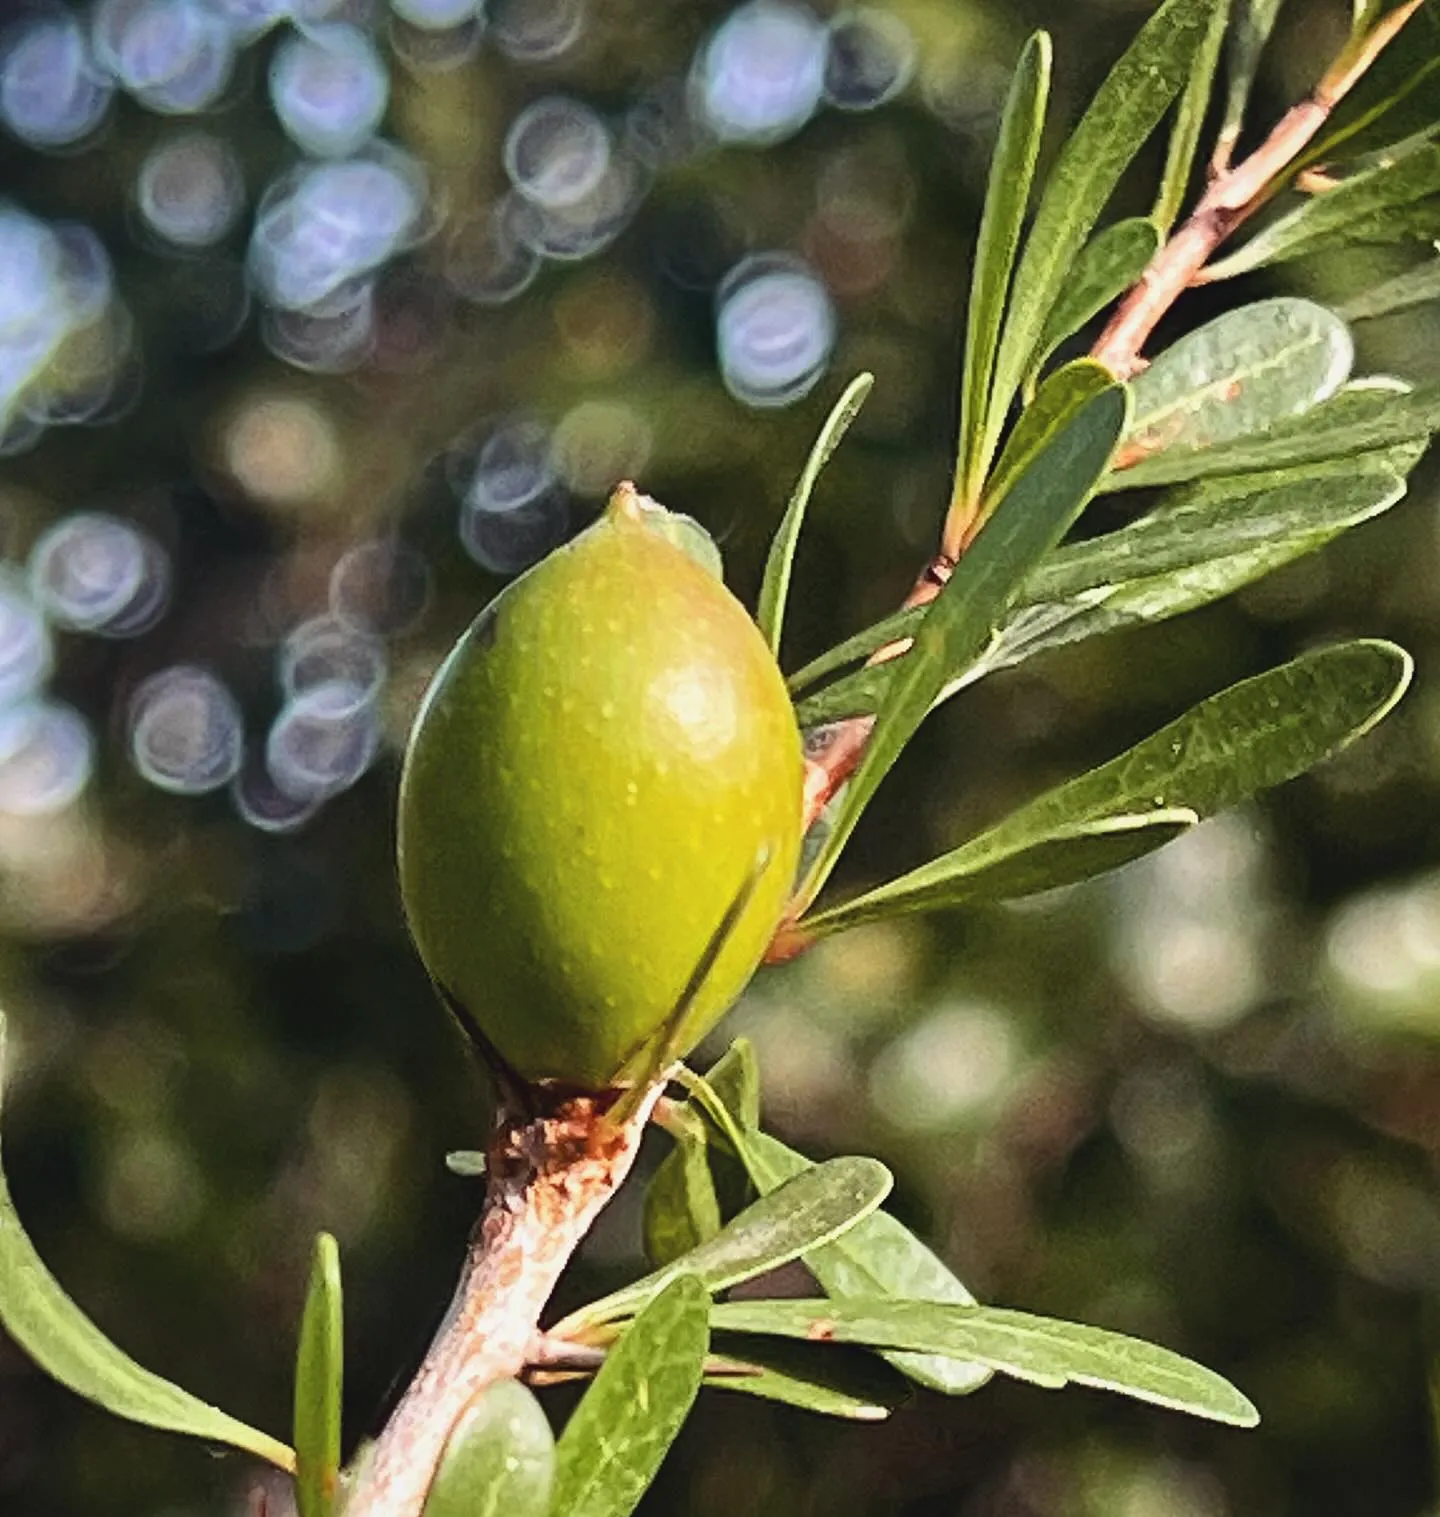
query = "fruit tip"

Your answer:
(606, 480), (644, 523)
